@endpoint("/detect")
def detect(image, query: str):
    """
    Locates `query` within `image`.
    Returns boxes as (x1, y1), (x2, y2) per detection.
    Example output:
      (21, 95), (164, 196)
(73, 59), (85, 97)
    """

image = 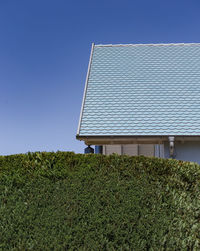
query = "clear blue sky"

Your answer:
(1, 0), (200, 155)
